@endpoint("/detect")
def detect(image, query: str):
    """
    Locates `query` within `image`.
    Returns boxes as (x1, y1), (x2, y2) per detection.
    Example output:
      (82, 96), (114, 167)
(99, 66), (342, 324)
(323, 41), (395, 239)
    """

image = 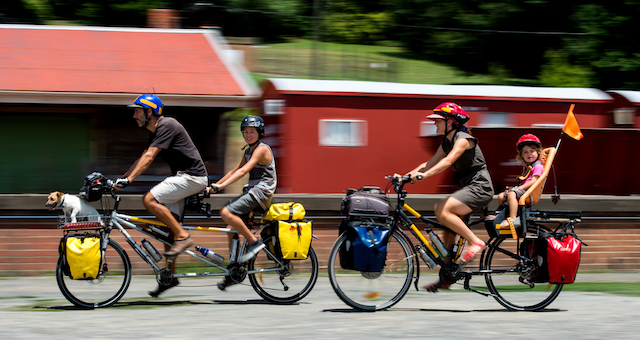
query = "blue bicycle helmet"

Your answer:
(128, 94), (163, 116)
